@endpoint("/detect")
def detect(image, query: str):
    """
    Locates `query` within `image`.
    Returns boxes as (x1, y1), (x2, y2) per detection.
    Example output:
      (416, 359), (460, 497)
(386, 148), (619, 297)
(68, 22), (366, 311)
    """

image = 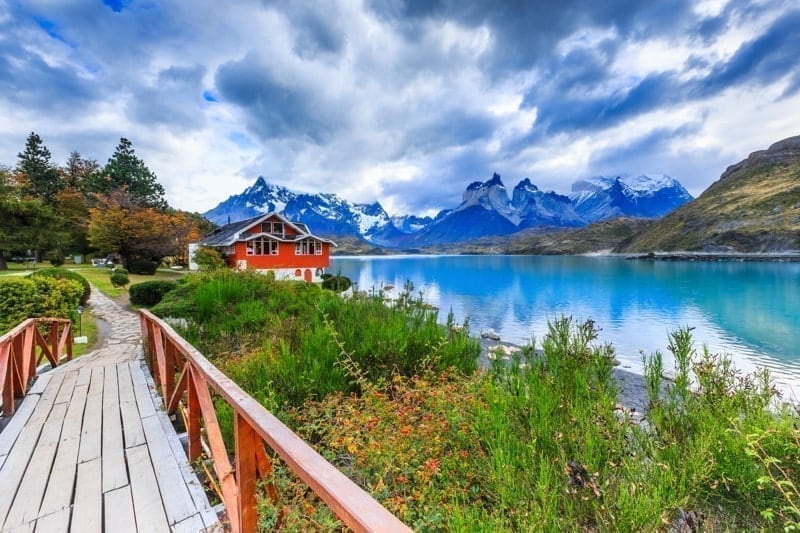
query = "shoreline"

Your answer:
(626, 251), (800, 262)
